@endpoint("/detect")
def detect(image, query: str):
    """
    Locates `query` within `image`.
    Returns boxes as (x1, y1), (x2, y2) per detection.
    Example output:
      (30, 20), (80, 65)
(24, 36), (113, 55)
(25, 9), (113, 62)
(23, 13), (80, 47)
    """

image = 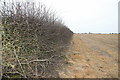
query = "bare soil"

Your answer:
(59, 34), (118, 78)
